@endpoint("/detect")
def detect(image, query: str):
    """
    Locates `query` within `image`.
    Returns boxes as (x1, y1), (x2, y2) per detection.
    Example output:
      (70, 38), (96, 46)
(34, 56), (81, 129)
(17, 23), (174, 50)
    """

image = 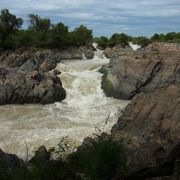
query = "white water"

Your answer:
(129, 42), (141, 50)
(0, 56), (129, 159)
(93, 43), (108, 60)
(82, 53), (87, 60)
